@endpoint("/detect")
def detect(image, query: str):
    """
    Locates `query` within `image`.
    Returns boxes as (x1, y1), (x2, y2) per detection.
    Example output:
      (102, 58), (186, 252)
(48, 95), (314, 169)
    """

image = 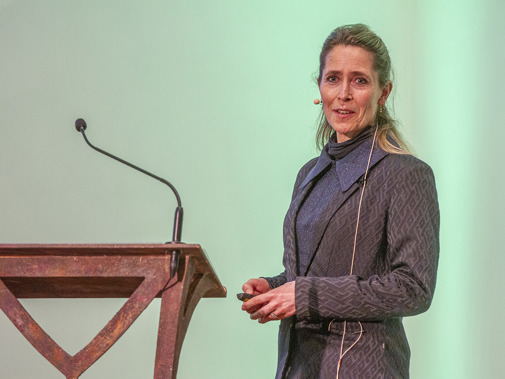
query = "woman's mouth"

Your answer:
(334, 109), (355, 117)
